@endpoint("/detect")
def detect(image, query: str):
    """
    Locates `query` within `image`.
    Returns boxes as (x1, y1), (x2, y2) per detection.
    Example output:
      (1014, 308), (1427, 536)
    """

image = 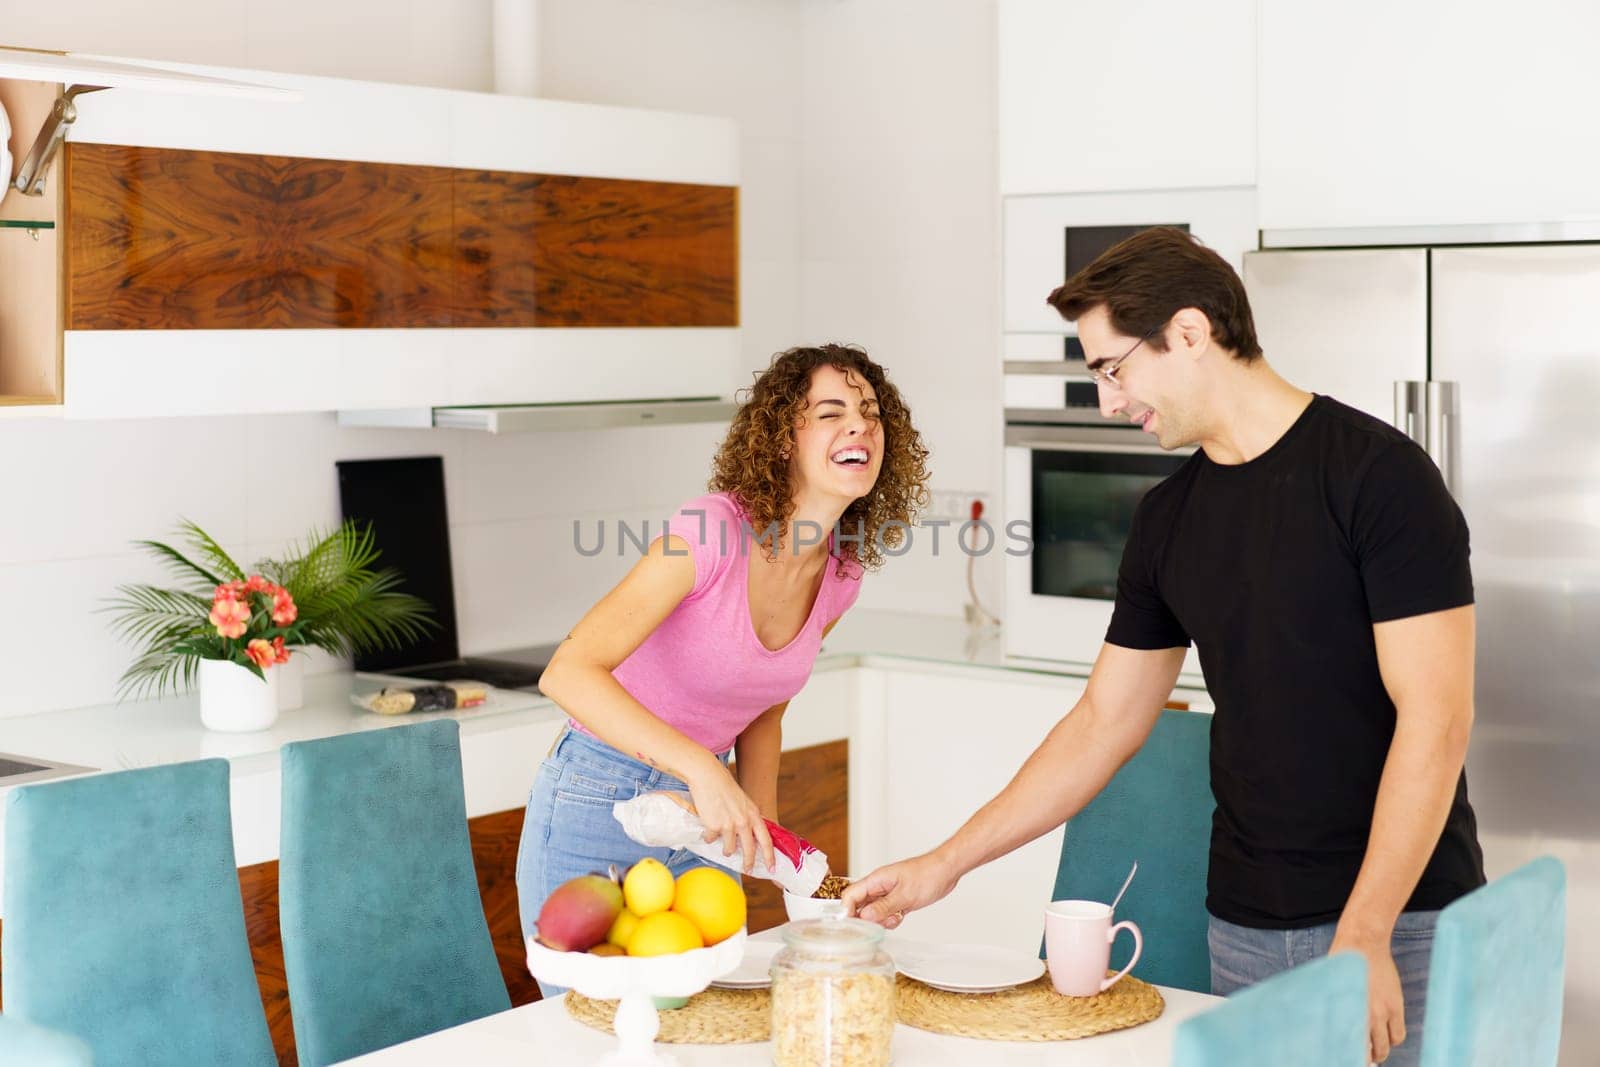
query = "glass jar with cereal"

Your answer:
(770, 918), (895, 1067)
